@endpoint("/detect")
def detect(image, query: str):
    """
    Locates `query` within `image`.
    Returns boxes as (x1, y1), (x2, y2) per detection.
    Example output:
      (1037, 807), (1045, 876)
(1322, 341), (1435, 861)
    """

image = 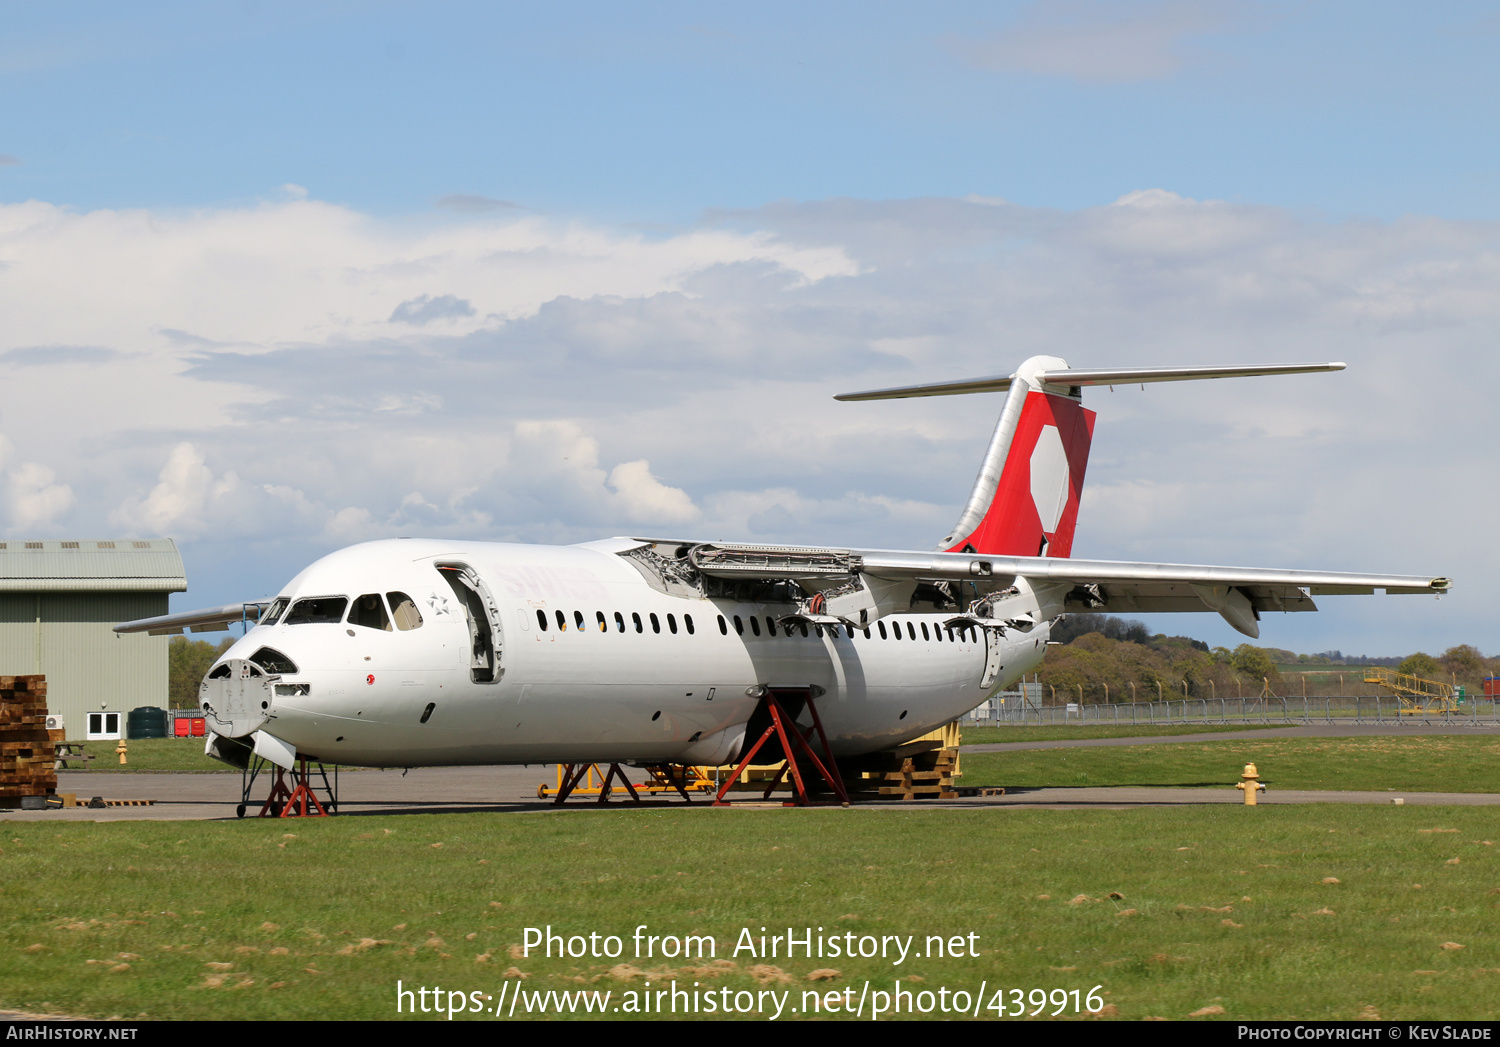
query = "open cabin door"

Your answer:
(980, 626), (1005, 690)
(437, 563), (504, 684)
